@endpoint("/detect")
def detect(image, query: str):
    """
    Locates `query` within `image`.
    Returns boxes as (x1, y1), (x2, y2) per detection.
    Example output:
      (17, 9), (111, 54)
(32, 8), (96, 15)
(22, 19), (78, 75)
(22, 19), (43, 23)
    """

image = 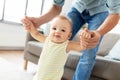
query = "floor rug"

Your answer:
(0, 57), (33, 80)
